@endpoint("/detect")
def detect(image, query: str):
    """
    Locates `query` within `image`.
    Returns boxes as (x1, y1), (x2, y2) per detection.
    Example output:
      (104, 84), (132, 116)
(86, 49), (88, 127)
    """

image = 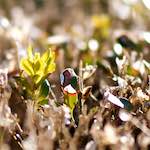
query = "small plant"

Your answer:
(16, 45), (56, 107)
(60, 68), (79, 121)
